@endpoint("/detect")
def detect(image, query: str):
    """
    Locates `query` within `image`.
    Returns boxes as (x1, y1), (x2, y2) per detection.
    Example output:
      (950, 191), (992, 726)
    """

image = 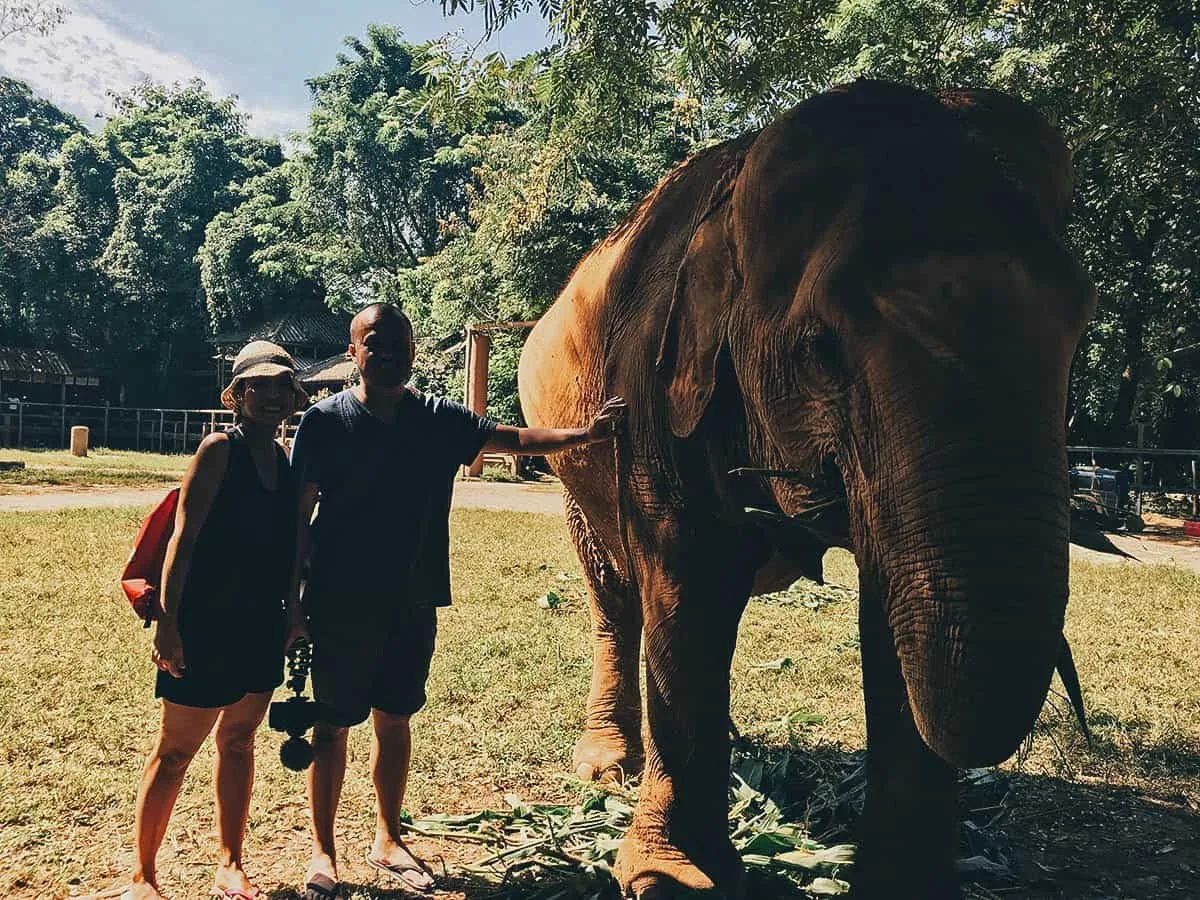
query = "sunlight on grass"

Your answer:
(0, 448), (189, 488)
(0, 507), (1197, 898)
